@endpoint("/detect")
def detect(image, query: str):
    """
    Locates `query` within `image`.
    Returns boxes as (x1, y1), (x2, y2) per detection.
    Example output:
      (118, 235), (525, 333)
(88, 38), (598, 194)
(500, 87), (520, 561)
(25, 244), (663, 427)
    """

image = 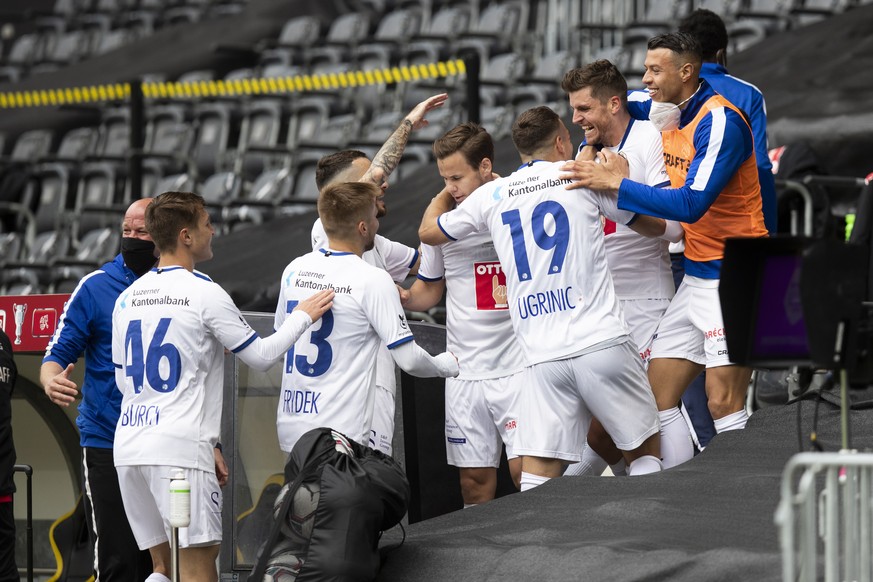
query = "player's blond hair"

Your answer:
(318, 181), (379, 239)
